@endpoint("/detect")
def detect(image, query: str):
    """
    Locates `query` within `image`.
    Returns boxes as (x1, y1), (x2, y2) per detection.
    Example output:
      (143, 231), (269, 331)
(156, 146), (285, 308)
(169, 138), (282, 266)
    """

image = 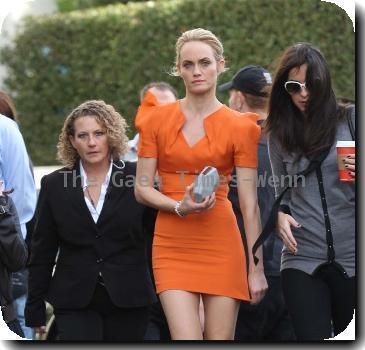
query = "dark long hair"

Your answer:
(266, 42), (343, 157)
